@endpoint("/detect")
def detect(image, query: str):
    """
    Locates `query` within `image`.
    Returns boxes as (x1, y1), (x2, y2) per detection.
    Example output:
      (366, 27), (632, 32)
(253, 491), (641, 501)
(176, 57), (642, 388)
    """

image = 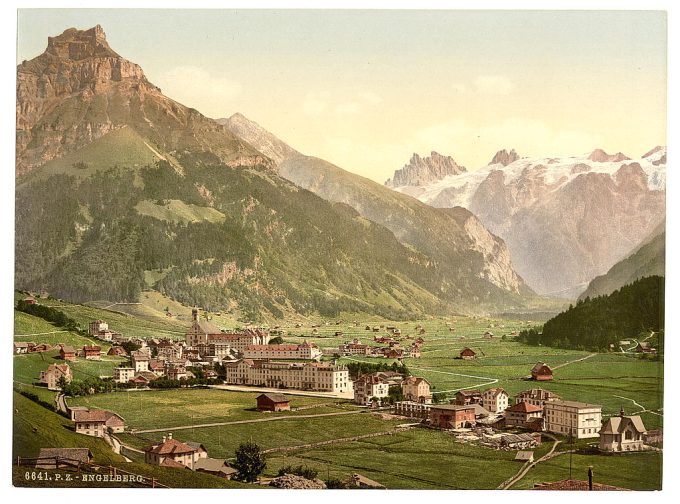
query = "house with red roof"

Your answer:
(505, 401), (544, 429)
(40, 363), (72, 390)
(144, 433), (199, 469)
(73, 409), (125, 437)
(59, 345), (77, 361)
(401, 376), (432, 403)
